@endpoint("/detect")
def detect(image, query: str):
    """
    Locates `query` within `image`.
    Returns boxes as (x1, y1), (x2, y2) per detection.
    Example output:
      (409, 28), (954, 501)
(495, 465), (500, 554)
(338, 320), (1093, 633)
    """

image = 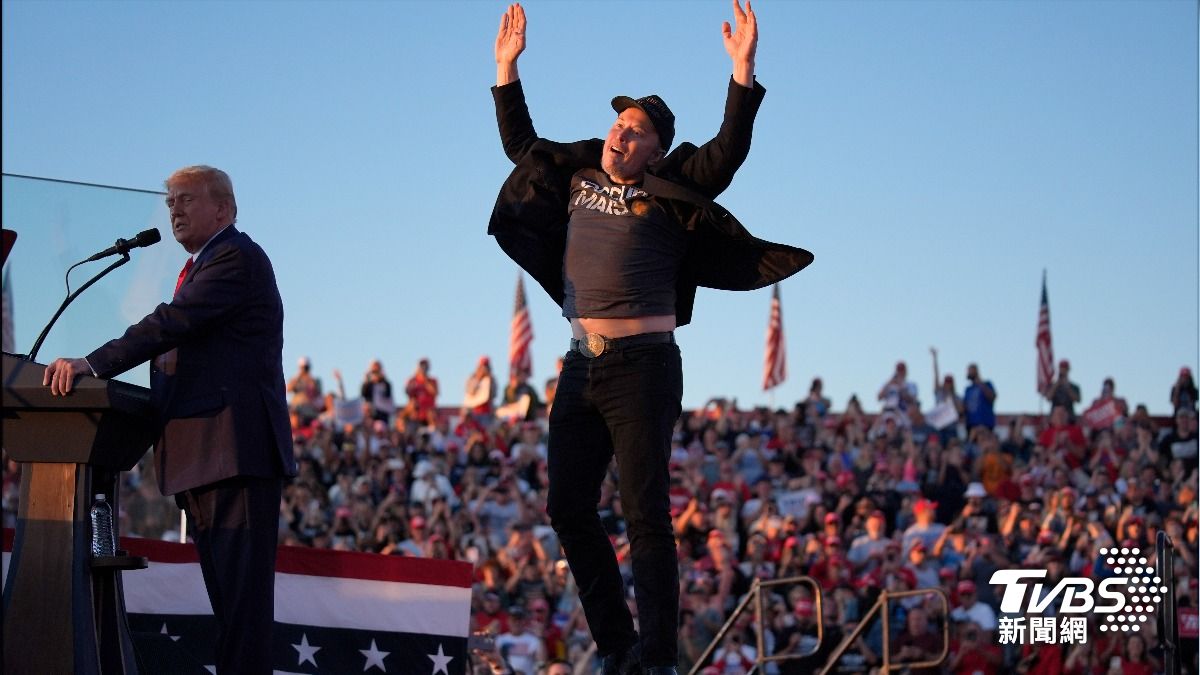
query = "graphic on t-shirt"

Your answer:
(573, 178), (648, 217)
